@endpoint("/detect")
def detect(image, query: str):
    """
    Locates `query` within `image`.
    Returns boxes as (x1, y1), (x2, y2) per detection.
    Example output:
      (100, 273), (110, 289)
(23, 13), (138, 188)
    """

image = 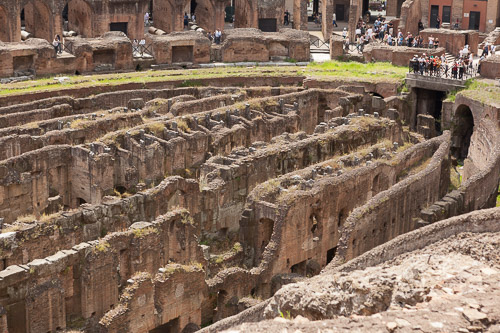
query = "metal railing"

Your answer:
(408, 62), (478, 80)
(62, 41), (74, 55)
(310, 38), (329, 49)
(133, 44), (154, 57)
